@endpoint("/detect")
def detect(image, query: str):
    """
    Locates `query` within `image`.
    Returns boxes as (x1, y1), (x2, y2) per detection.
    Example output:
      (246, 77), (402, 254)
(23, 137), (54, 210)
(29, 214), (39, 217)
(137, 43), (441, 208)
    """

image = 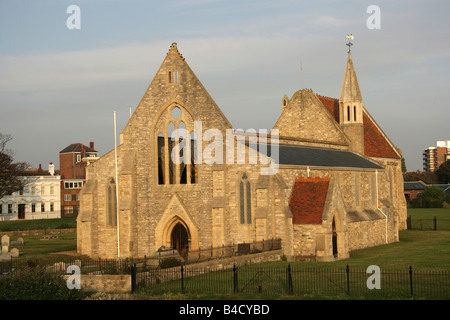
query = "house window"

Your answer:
(41, 203), (45, 212)
(239, 173), (252, 224)
(0, 204), (2, 214)
(107, 178), (117, 227)
(8, 204), (12, 214)
(64, 194), (72, 202)
(50, 203), (54, 212)
(64, 182), (83, 189)
(64, 206), (74, 214)
(32, 203), (36, 213)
